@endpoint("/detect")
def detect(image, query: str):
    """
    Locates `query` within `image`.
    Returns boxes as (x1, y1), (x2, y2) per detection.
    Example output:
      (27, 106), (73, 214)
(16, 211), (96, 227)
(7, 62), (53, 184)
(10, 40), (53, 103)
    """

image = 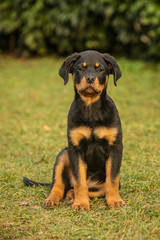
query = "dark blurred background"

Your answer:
(0, 0), (159, 60)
